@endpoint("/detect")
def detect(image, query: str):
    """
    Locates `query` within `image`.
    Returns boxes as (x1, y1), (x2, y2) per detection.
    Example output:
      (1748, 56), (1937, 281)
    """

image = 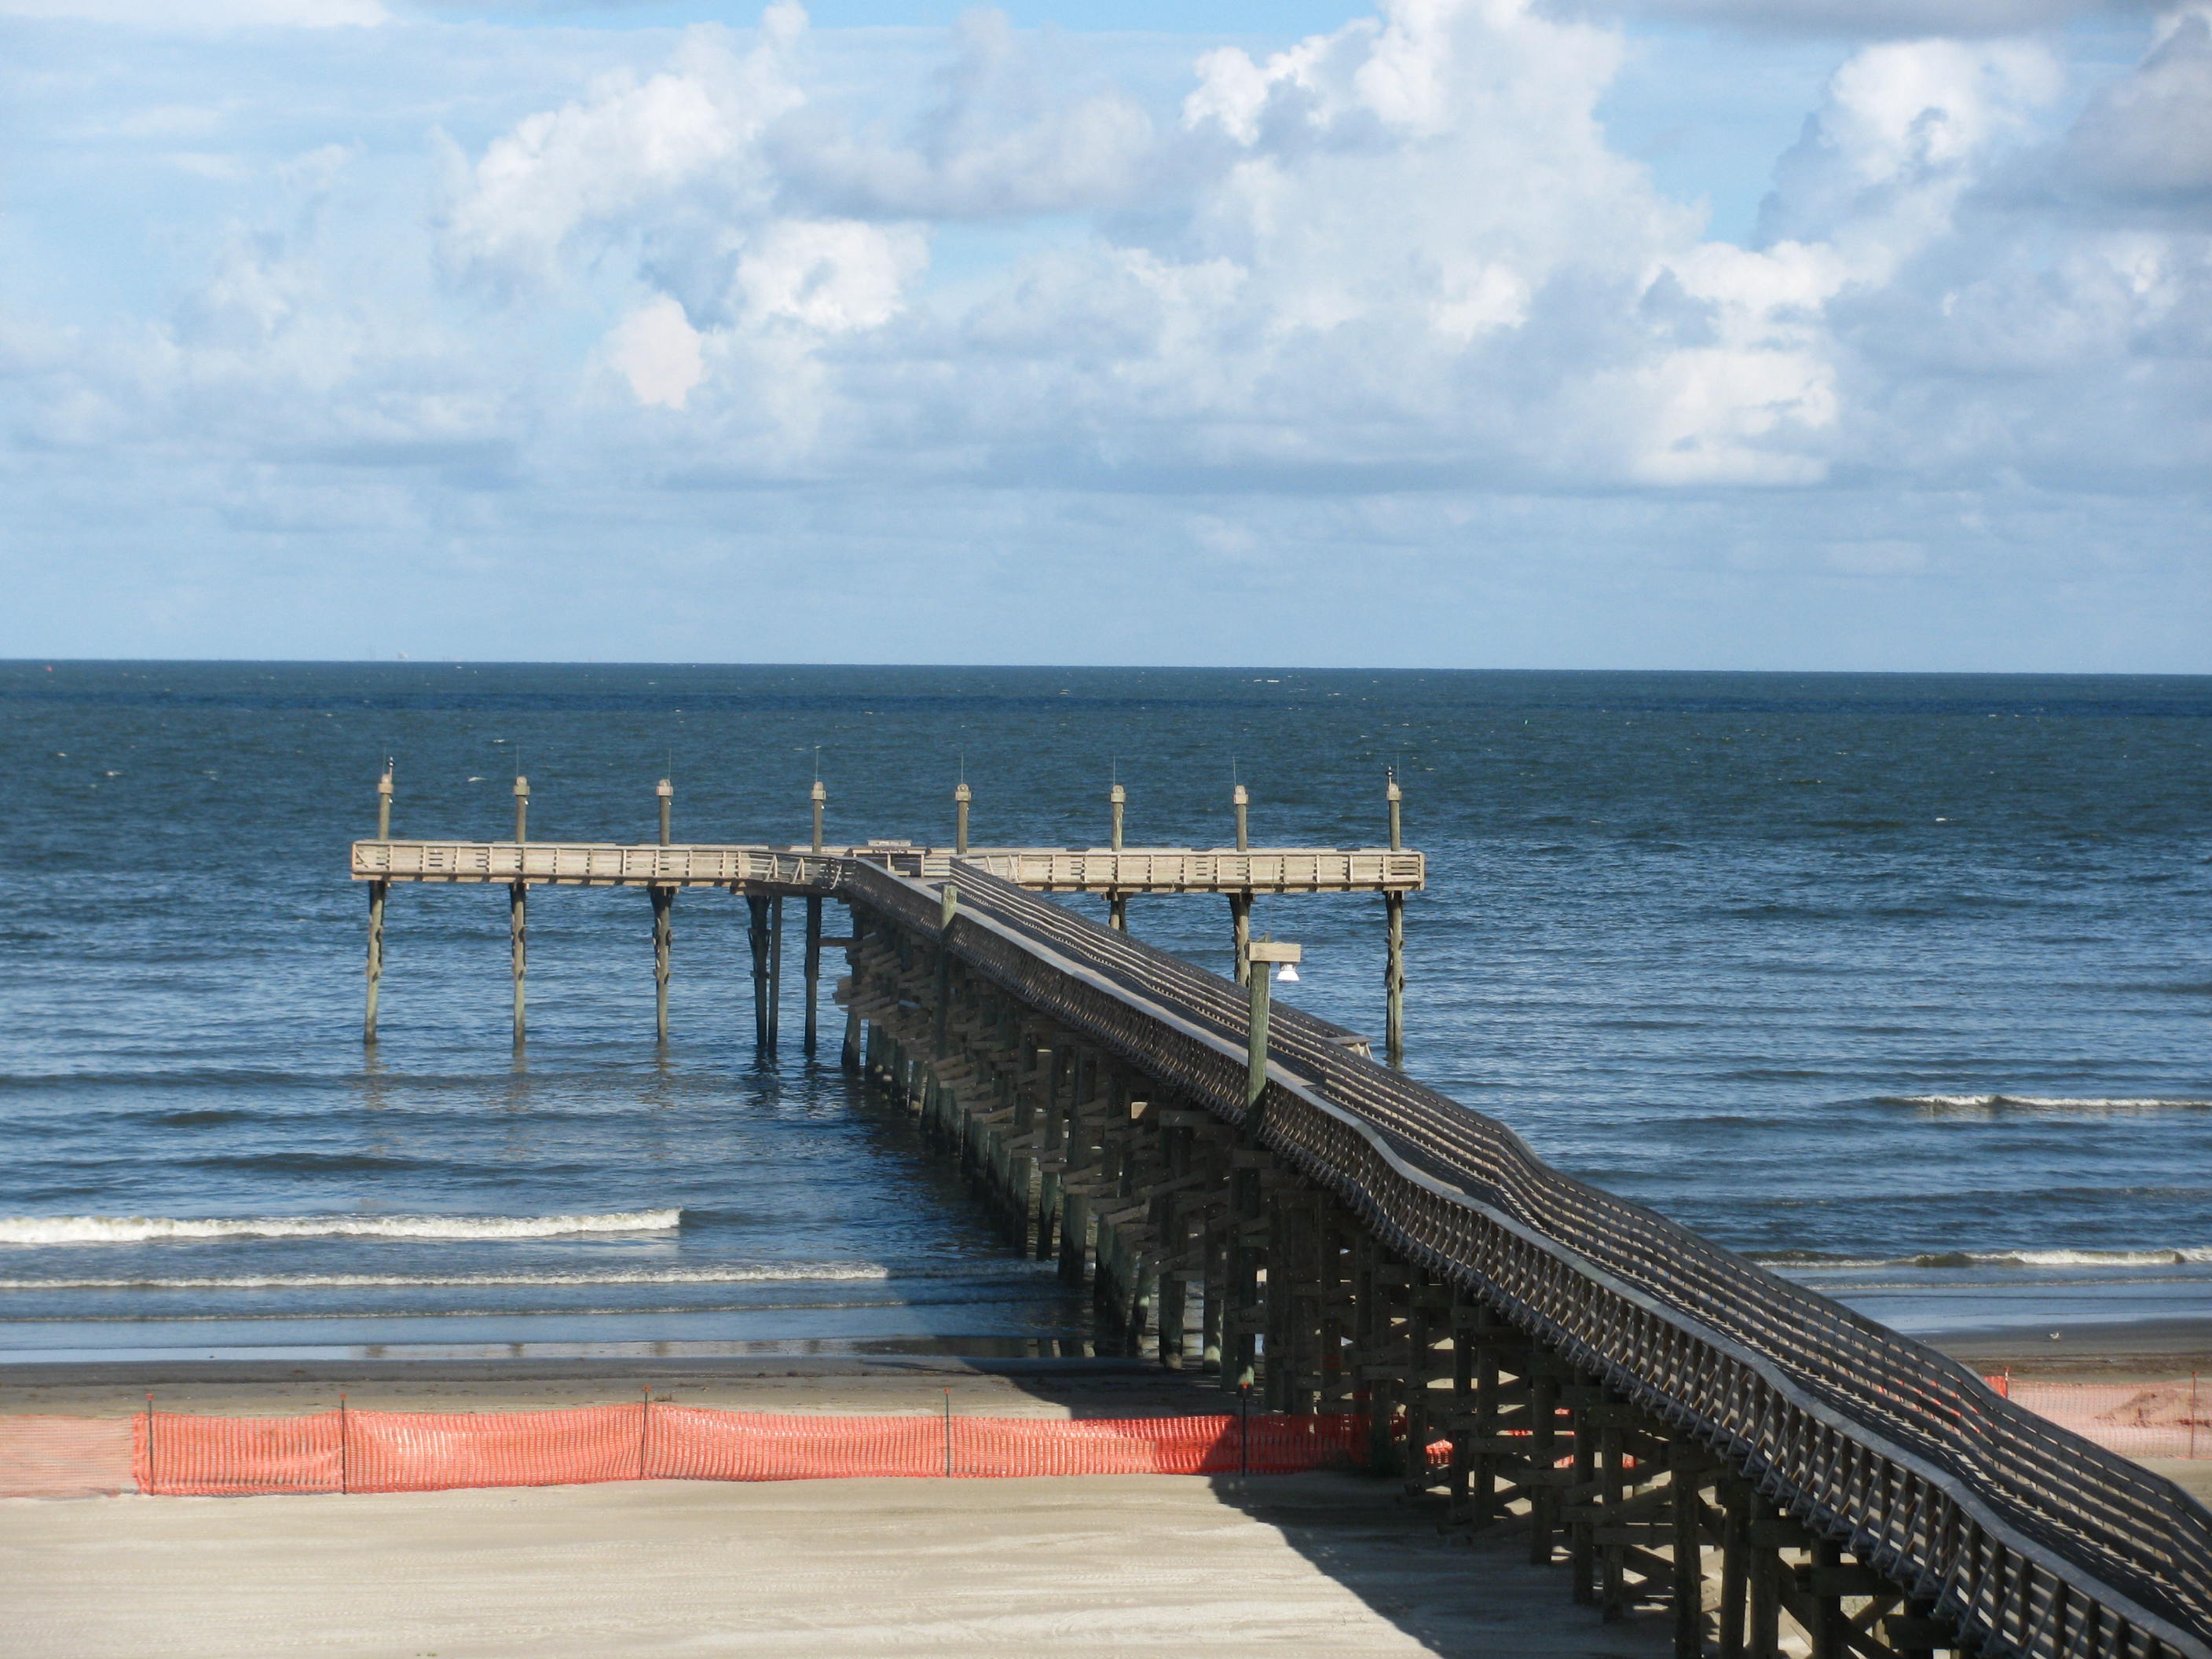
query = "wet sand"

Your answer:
(0, 1354), (1213, 1419)
(2, 1314), (2205, 1420)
